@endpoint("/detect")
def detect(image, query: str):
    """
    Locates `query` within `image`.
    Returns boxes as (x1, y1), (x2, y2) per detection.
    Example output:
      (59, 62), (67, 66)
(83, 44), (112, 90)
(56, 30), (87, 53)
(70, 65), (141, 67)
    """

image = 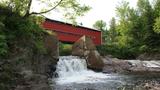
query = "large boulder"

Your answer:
(86, 50), (104, 70)
(72, 36), (104, 71)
